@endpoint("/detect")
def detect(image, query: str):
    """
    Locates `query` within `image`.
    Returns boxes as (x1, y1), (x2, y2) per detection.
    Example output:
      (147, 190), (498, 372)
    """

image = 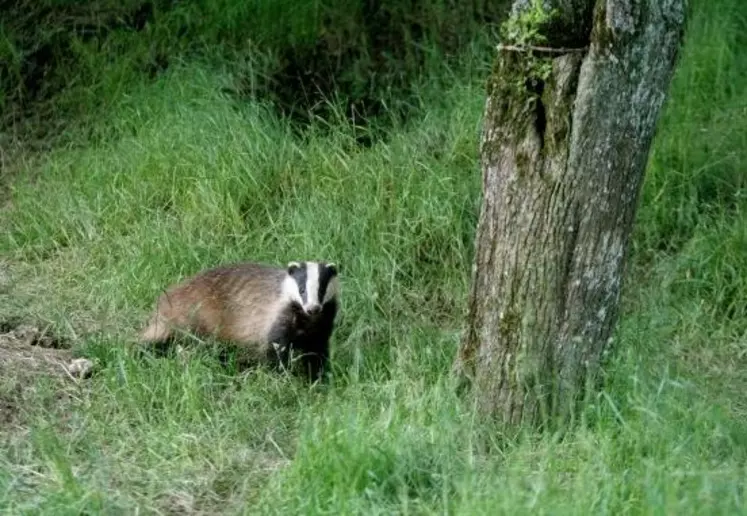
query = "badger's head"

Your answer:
(283, 261), (339, 316)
